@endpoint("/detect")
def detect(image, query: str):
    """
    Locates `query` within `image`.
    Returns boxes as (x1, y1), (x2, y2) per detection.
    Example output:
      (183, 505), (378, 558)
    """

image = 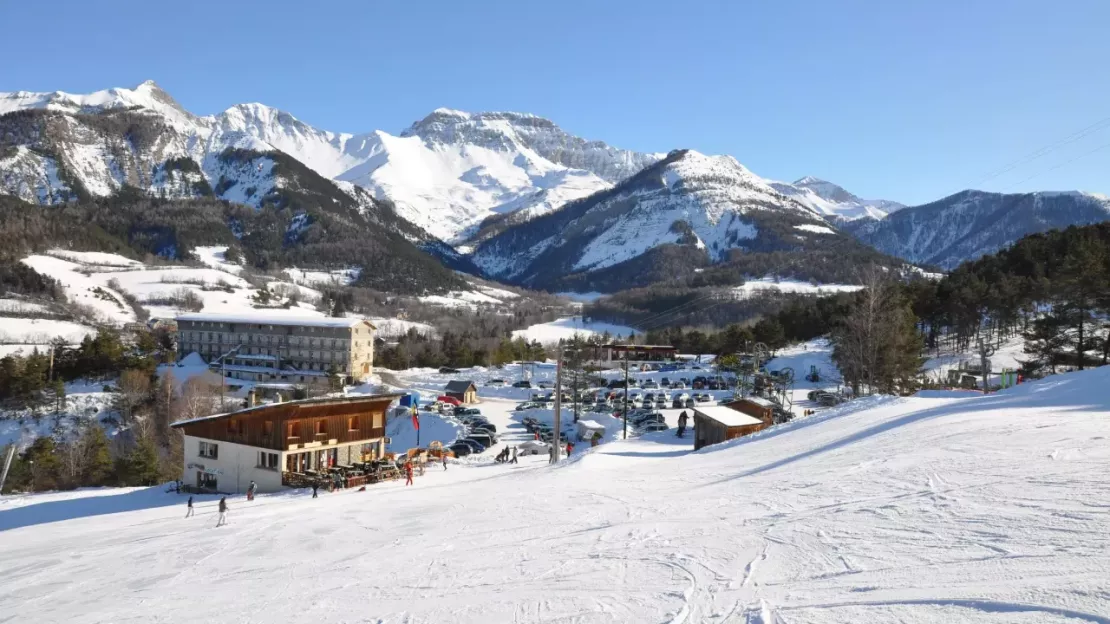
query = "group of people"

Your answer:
(494, 446), (518, 464)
